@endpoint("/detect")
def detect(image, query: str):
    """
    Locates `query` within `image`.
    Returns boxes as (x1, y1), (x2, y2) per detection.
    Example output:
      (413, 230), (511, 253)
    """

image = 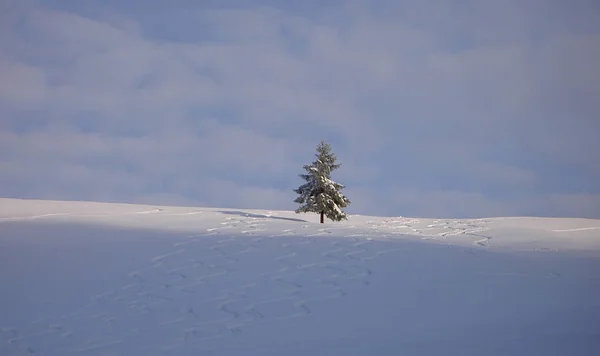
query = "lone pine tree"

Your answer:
(294, 140), (351, 223)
